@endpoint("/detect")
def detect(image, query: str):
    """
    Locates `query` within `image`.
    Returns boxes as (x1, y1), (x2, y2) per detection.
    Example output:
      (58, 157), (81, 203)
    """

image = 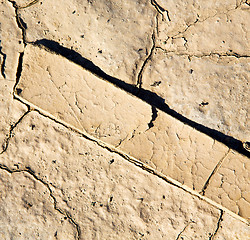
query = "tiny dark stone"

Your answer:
(189, 69), (193, 74)
(150, 81), (161, 87)
(98, 50), (102, 54)
(109, 159), (114, 164)
(199, 101), (209, 106)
